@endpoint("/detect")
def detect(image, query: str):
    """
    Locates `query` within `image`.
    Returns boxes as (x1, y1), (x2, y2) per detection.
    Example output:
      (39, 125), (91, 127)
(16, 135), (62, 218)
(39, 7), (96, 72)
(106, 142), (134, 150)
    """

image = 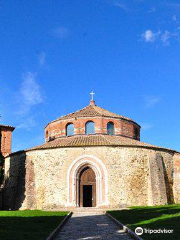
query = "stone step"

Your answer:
(73, 207), (106, 214)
